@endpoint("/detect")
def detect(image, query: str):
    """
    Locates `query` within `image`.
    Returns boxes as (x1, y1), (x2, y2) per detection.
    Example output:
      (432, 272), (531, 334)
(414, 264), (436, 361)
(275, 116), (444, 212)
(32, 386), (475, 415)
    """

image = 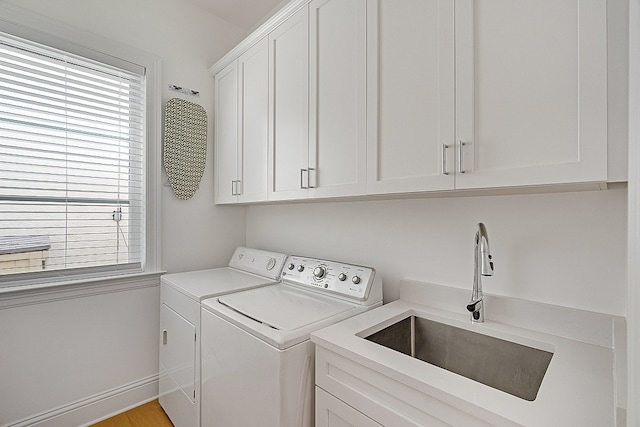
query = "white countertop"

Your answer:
(311, 281), (618, 426)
